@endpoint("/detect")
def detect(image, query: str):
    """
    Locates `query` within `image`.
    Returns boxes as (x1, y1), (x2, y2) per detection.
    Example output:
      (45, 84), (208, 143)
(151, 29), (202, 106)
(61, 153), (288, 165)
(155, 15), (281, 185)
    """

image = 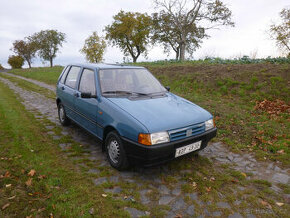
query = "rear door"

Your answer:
(61, 66), (81, 120)
(74, 68), (99, 135)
